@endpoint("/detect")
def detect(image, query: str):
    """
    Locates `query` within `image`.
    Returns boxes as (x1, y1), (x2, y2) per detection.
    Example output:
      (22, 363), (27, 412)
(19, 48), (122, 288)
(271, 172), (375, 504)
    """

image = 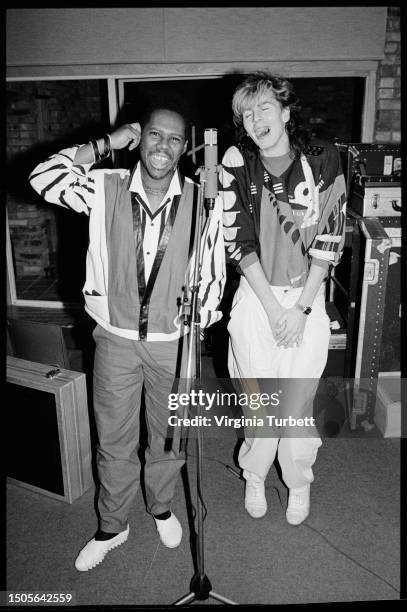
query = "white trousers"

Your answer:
(228, 277), (330, 488)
